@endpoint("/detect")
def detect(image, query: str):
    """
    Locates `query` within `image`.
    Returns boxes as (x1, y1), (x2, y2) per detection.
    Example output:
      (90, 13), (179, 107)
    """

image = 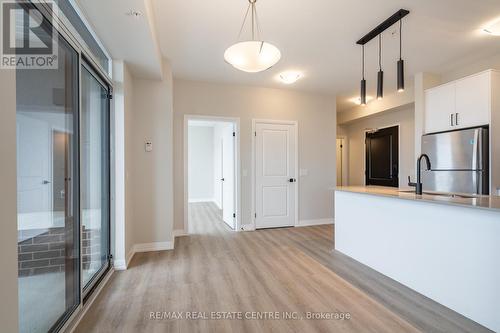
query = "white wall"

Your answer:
(337, 87), (414, 123)
(341, 107), (415, 187)
(413, 72), (441, 162)
(123, 63), (135, 257)
(111, 60), (136, 267)
(441, 52), (500, 83)
(127, 60), (174, 246)
(0, 68), (19, 332)
(188, 126), (215, 201)
(173, 79), (336, 231)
